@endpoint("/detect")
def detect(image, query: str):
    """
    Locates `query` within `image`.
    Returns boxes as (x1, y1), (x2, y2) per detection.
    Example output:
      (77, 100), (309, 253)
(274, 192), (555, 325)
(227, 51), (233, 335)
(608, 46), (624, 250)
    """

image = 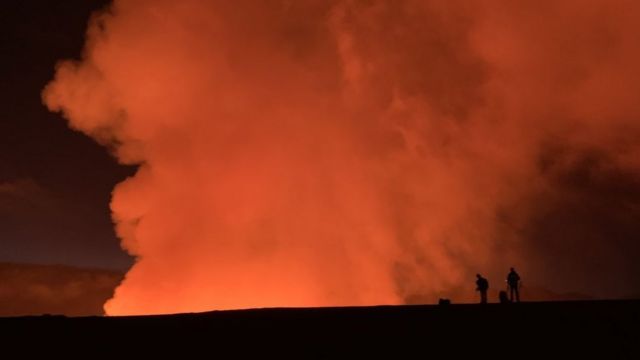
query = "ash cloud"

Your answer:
(44, 0), (640, 314)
